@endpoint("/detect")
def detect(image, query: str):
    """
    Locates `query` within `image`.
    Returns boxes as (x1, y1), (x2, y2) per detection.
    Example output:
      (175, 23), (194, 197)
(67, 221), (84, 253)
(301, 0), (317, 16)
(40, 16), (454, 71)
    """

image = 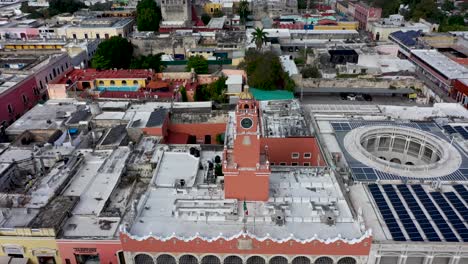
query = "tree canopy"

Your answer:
(367, 0), (466, 31)
(186, 55), (209, 74)
(91, 36), (134, 69)
(136, 0), (162, 31)
(21, 0), (85, 18)
(240, 50), (294, 91)
(201, 13), (211, 25)
(194, 76), (227, 103)
(212, 9), (224, 18)
(237, 0), (250, 24)
(130, 53), (164, 72)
